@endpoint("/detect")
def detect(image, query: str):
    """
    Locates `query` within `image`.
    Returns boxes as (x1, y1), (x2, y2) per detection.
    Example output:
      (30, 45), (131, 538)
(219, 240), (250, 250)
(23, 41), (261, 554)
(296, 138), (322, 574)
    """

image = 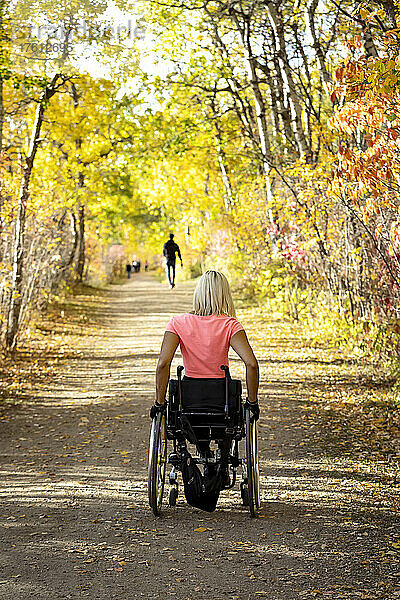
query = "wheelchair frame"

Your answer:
(148, 365), (260, 517)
